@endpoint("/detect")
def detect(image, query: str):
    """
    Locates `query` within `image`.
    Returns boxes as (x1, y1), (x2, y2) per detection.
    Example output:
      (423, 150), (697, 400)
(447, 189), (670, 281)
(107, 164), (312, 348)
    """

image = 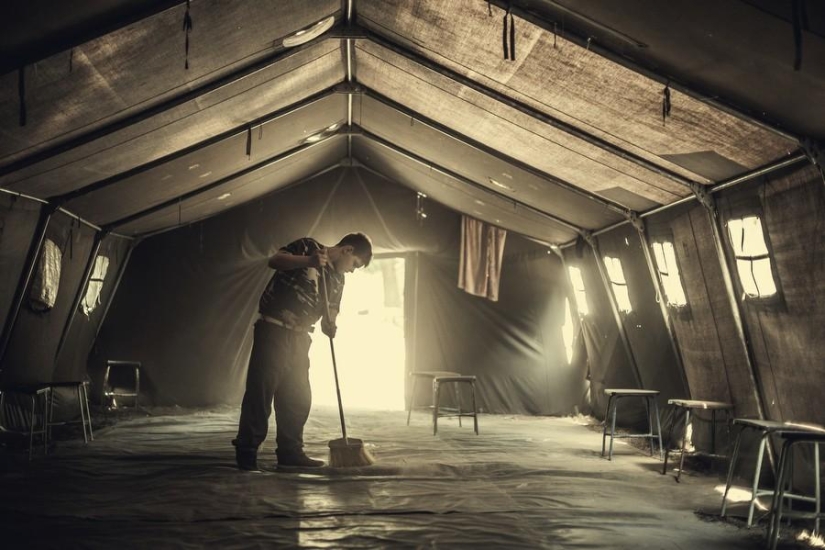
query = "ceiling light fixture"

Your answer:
(282, 16), (335, 48)
(302, 120), (345, 144)
(489, 178), (514, 191)
(416, 191), (428, 223)
(217, 193), (231, 201)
